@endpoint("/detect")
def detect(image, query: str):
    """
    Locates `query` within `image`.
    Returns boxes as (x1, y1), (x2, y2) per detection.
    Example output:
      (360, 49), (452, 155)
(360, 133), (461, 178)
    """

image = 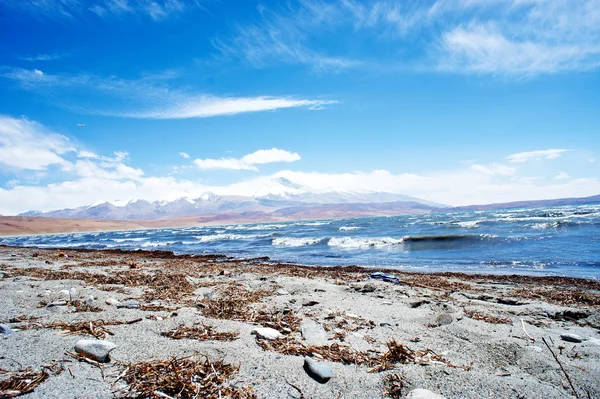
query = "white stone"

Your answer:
(105, 298), (119, 306)
(74, 339), (117, 363)
(58, 289), (70, 299)
(276, 289), (290, 295)
(405, 389), (447, 399)
(69, 287), (78, 299)
(251, 327), (282, 340)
